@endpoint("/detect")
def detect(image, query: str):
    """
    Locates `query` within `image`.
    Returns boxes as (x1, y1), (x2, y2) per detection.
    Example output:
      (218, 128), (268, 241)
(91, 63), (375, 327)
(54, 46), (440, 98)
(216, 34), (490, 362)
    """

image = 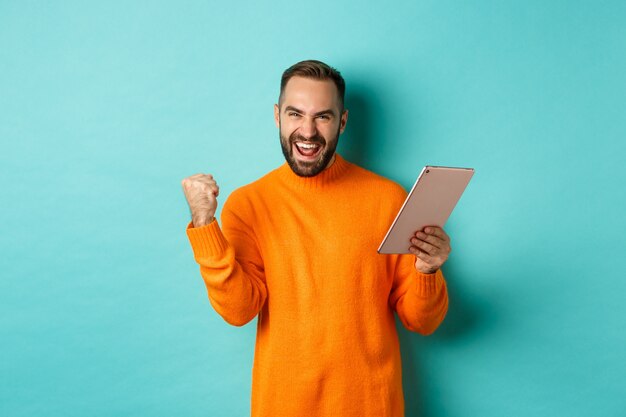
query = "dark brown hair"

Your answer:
(279, 60), (346, 110)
